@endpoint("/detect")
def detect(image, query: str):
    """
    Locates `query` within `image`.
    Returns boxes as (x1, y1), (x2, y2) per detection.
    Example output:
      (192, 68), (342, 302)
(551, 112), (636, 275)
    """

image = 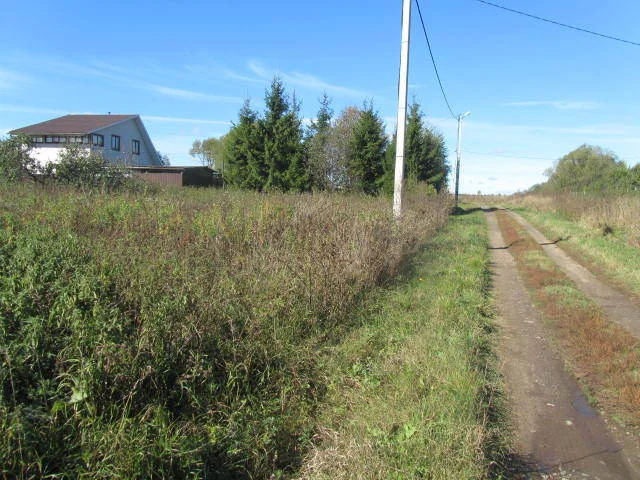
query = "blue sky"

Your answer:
(1, 0), (639, 193)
